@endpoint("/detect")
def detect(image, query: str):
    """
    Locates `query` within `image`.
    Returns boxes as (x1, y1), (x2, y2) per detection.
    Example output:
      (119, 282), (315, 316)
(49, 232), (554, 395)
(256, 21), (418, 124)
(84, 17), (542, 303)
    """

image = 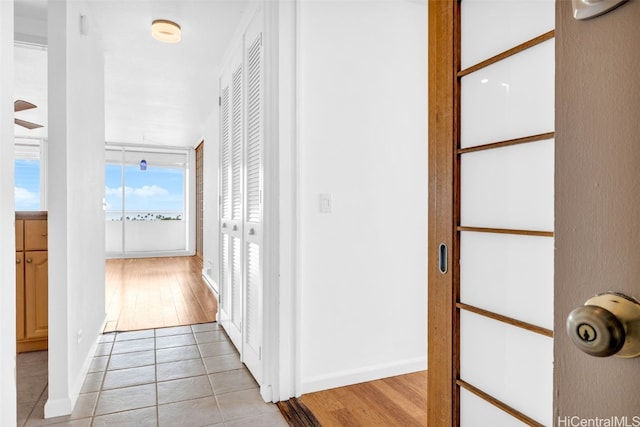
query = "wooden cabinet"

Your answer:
(16, 252), (25, 341)
(16, 214), (48, 353)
